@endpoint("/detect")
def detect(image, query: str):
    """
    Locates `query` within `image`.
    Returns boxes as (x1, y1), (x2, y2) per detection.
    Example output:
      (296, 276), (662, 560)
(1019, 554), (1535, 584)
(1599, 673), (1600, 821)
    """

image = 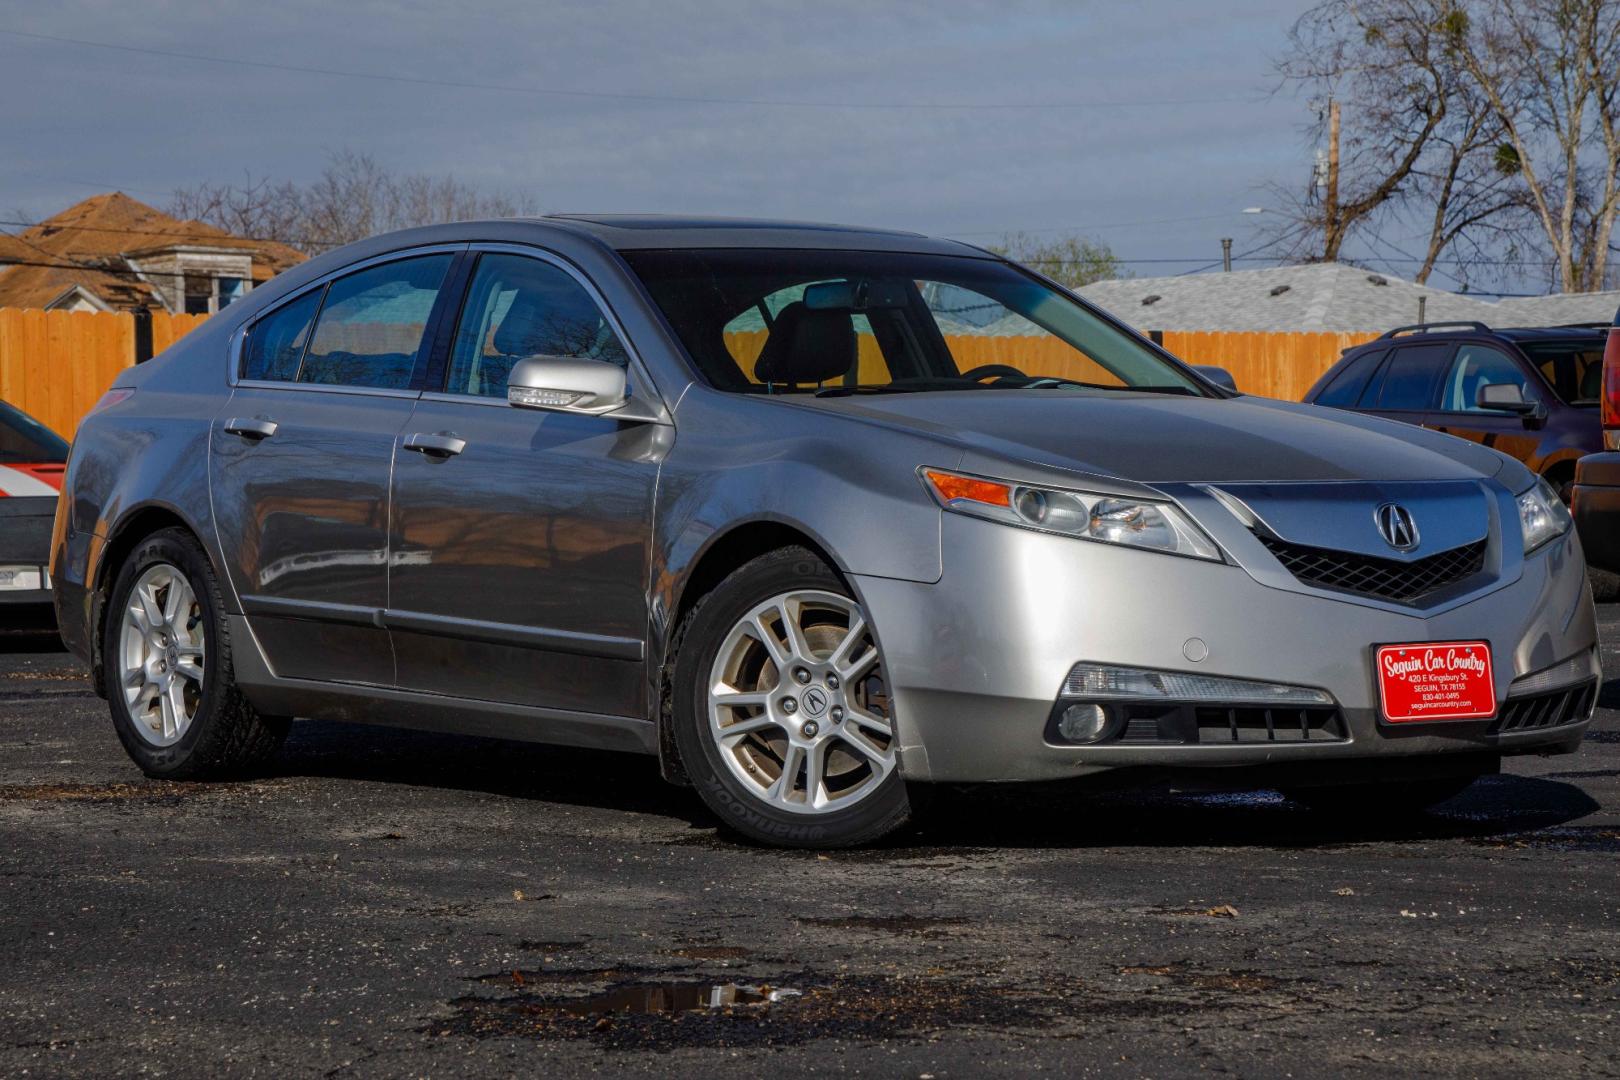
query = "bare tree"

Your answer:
(170, 149), (540, 253)
(987, 232), (1126, 289)
(1267, 0), (1538, 289)
(1445, 0), (1620, 291)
